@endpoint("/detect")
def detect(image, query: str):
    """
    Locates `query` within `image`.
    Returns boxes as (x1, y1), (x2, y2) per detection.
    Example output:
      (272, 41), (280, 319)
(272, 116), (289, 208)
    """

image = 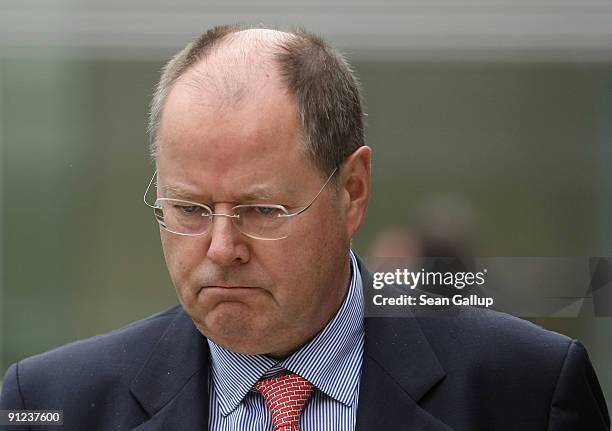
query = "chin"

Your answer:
(192, 307), (271, 353)
(205, 330), (275, 356)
